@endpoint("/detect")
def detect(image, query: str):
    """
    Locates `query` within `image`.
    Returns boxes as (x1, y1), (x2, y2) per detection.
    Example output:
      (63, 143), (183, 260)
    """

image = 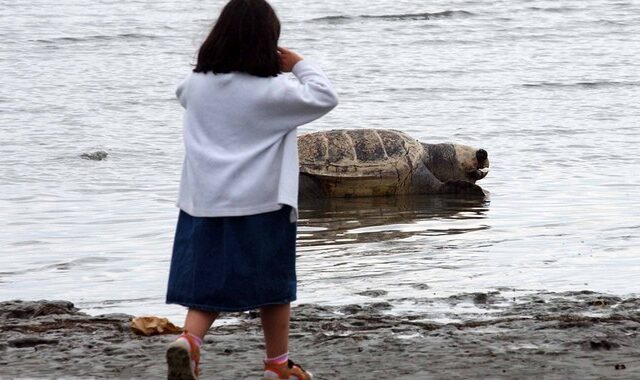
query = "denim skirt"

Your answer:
(166, 205), (297, 312)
